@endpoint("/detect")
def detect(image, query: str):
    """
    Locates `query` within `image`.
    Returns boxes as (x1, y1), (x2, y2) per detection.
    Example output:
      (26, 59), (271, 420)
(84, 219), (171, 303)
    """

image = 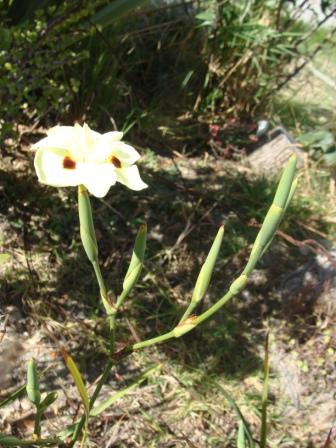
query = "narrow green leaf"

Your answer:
(57, 423), (78, 441)
(181, 70), (194, 88)
(322, 427), (334, 448)
(61, 349), (90, 415)
(1, 367), (50, 409)
(40, 392), (58, 412)
(237, 420), (246, 448)
(196, 10), (215, 26)
(26, 359), (40, 406)
(90, 364), (159, 417)
(260, 334), (270, 448)
(91, 0), (148, 28)
(0, 435), (24, 446)
(212, 380), (255, 448)
(118, 224), (147, 305)
(0, 384), (26, 408)
(0, 434), (60, 446)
